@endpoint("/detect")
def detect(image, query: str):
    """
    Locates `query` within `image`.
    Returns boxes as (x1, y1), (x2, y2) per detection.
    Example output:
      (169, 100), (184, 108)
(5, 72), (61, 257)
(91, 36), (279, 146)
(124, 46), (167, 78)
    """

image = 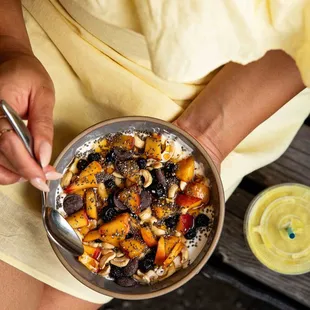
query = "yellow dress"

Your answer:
(0, 0), (309, 303)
